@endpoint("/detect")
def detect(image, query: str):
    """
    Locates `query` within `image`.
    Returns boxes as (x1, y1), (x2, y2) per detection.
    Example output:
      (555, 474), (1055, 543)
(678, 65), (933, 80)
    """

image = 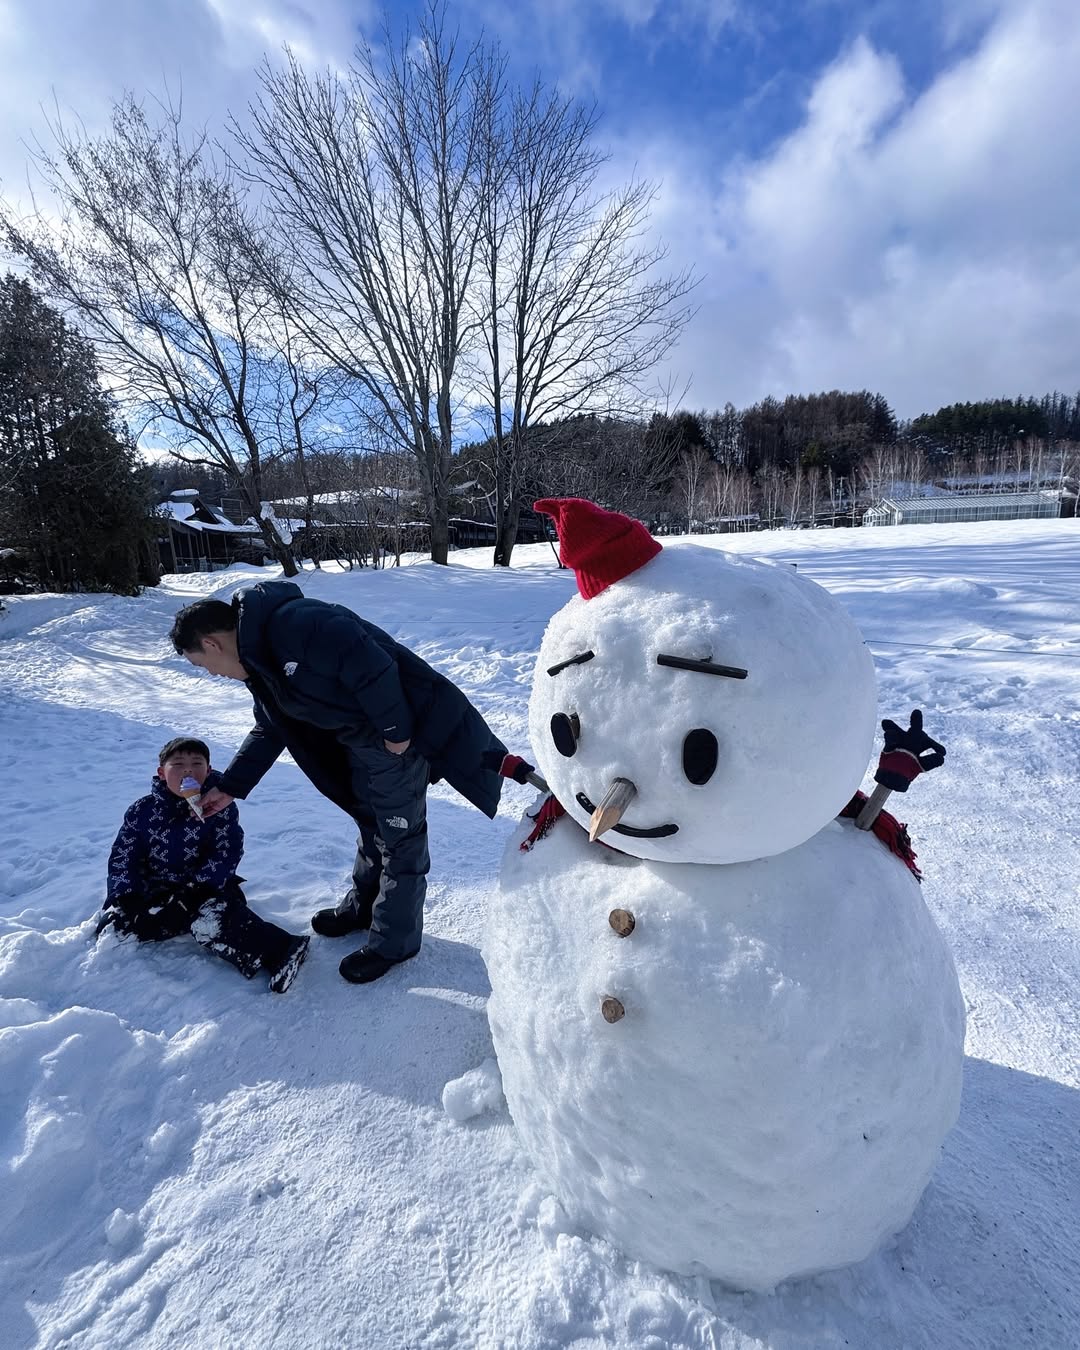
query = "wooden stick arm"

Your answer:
(855, 783), (892, 830)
